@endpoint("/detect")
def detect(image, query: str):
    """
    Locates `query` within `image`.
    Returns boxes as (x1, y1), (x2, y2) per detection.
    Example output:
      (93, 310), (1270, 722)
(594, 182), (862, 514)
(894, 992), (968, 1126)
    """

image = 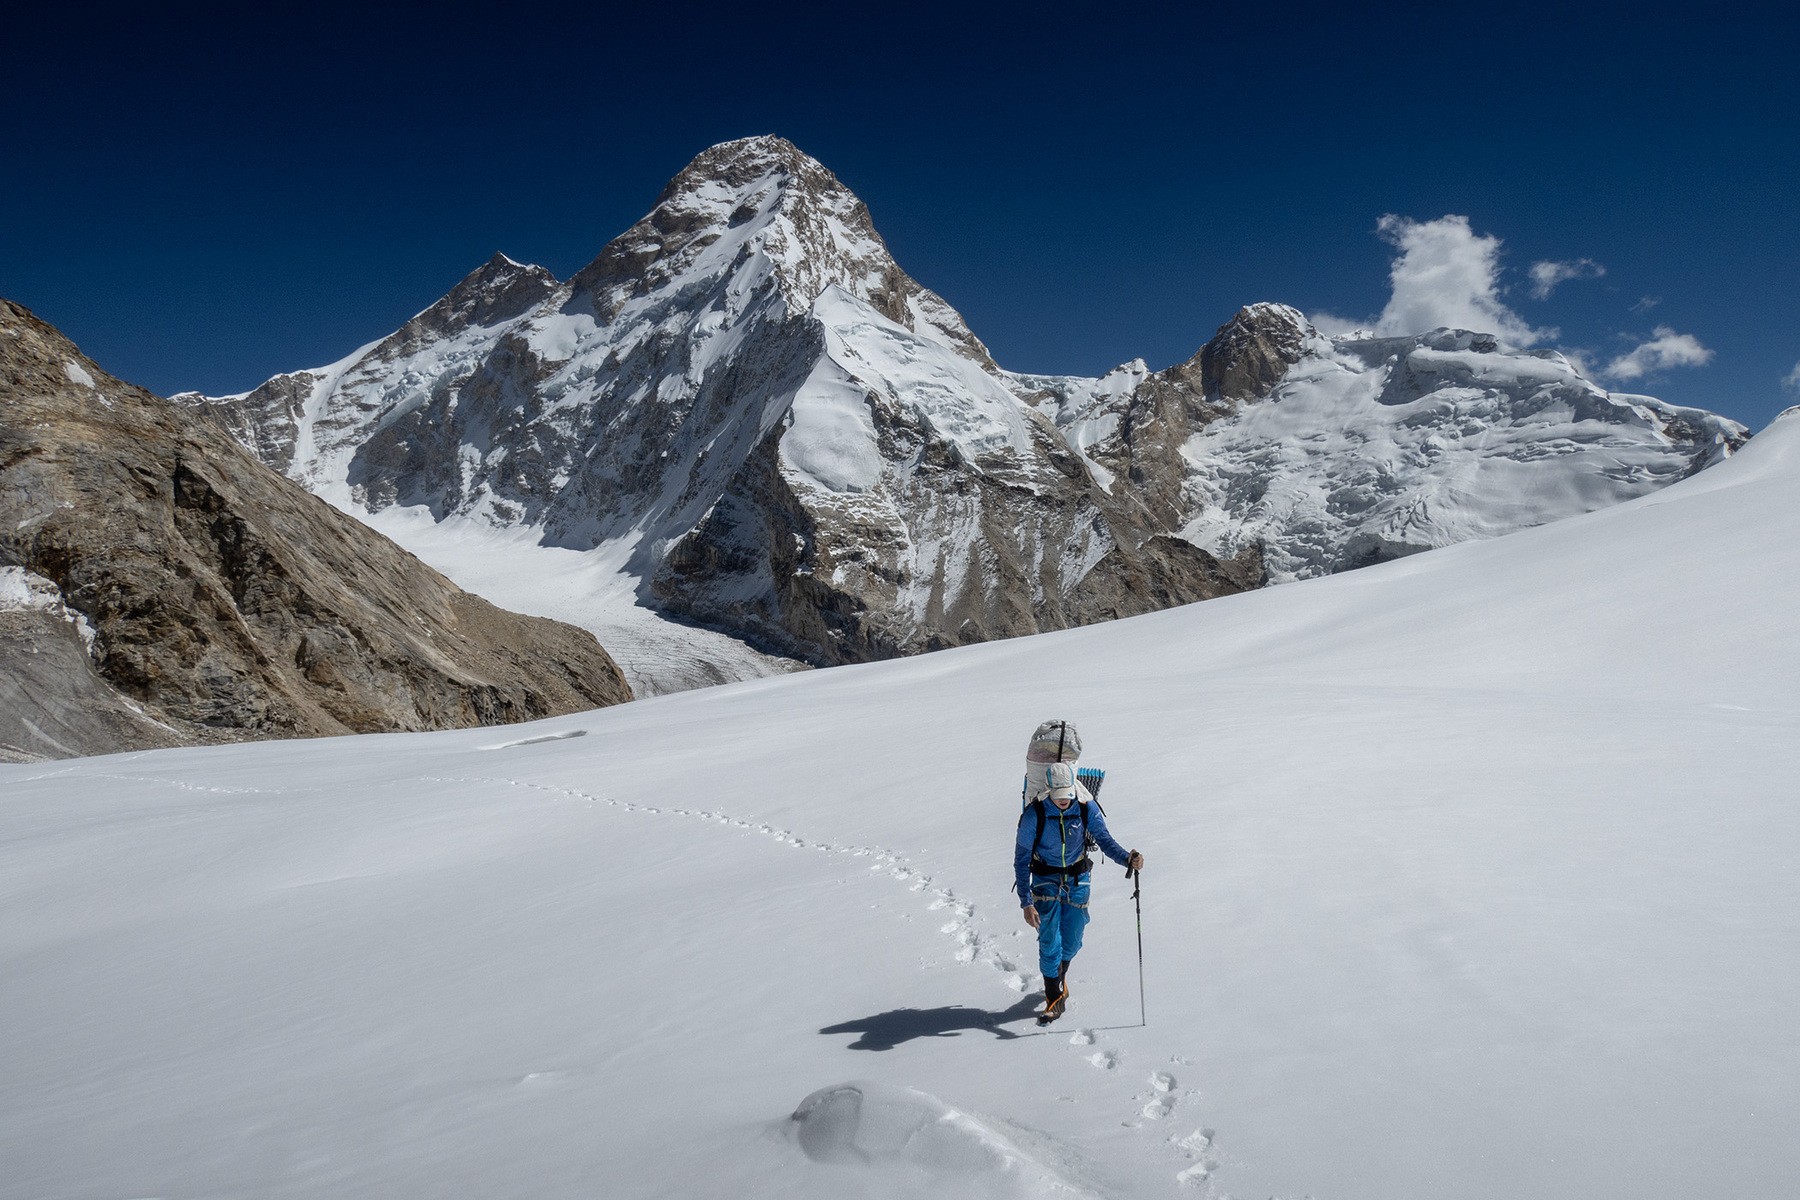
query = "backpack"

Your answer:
(1020, 719), (1107, 853)
(1022, 719), (1082, 803)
